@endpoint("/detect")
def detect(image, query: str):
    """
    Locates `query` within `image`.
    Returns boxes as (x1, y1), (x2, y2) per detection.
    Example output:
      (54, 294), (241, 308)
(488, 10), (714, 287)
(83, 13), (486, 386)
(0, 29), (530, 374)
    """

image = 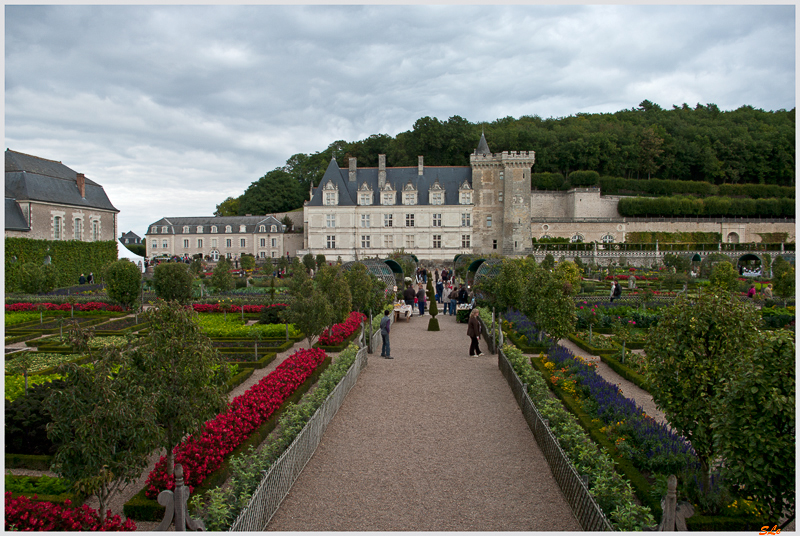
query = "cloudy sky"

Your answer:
(5, 4), (795, 239)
